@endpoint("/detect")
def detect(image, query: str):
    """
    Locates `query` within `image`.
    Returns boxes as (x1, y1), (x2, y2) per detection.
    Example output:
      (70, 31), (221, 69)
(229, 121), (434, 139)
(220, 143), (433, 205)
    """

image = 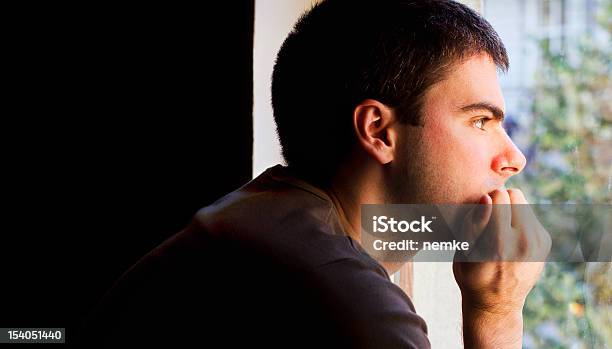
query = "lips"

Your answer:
(470, 184), (506, 204)
(484, 177), (506, 195)
(487, 185), (507, 195)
